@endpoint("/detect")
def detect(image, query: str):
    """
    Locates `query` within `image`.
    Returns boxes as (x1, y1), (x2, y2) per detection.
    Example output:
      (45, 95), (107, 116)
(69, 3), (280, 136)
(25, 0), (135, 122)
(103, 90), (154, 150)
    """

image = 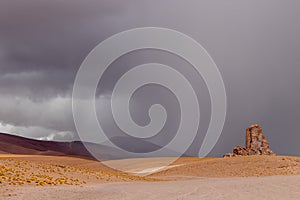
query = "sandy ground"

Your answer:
(1, 154), (300, 200)
(152, 155), (300, 178)
(3, 175), (300, 200)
